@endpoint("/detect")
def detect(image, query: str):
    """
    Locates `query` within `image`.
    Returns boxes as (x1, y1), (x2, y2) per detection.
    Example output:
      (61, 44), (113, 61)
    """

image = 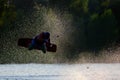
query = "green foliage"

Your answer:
(87, 9), (118, 49)
(101, 0), (110, 7)
(49, 0), (119, 52)
(90, 13), (99, 21)
(0, 0), (6, 26)
(0, 0), (16, 27)
(14, 0), (34, 9)
(49, 0), (71, 9)
(69, 0), (89, 15)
